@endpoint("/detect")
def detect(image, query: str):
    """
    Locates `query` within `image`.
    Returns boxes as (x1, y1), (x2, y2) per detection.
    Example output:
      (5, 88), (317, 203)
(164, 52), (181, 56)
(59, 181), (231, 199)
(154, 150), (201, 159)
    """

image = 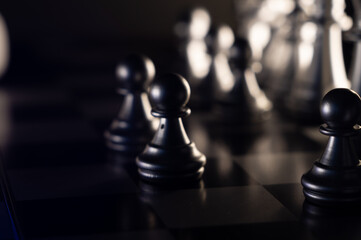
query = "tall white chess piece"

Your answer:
(0, 13), (9, 78)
